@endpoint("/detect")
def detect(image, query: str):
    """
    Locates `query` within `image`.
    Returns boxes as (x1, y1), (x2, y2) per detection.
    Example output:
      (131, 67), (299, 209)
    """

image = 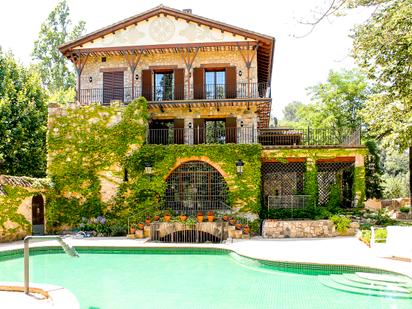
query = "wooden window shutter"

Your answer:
(174, 68), (185, 100)
(142, 69), (152, 101)
(226, 117), (237, 143)
(225, 66), (237, 99)
(174, 118), (185, 144)
(193, 68), (204, 100)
